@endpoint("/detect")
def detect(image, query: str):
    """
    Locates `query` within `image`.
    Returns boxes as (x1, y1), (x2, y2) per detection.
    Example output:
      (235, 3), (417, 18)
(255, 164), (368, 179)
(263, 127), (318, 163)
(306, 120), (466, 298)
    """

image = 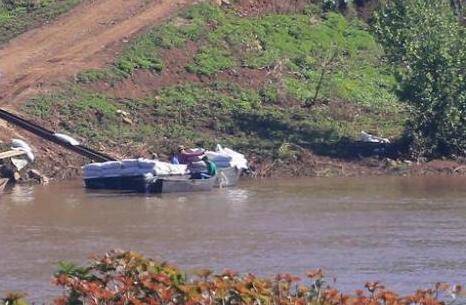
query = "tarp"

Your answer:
(83, 159), (188, 178)
(211, 145), (248, 169)
(11, 139), (35, 163)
